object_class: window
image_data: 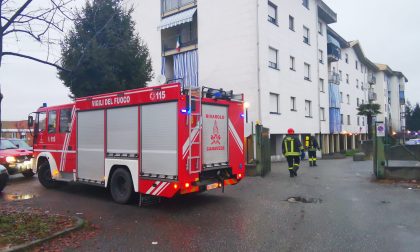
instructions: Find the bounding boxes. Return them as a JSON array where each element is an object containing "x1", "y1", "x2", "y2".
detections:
[
  {"x1": 304, "y1": 63, "x2": 311, "y2": 81},
  {"x1": 339, "y1": 70, "x2": 343, "y2": 80},
  {"x1": 289, "y1": 15, "x2": 295, "y2": 31},
  {"x1": 268, "y1": 1, "x2": 278, "y2": 25},
  {"x1": 345, "y1": 53, "x2": 349, "y2": 63},
  {"x1": 356, "y1": 79, "x2": 359, "y2": 88},
  {"x1": 290, "y1": 56, "x2": 295, "y2": 70},
  {"x1": 291, "y1": 97, "x2": 297, "y2": 111},
  {"x1": 318, "y1": 21, "x2": 323, "y2": 35},
  {"x1": 305, "y1": 100, "x2": 312, "y2": 117},
  {"x1": 48, "y1": 110, "x2": 57, "y2": 133},
  {"x1": 269, "y1": 47, "x2": 278, "y2": 69},
  {"x1": 347, "y1": 115, "x2": 351, "y2": 125},
  {"x1": 340, "y1": 92, "x2": 343, "y2": 103},
  {"x1": 346, "y1": 74, "x2": 349, "y2": 84},
  {"x1": 355, "y1": 60, "x2": 359, "y2": 70},
  {"x1": 59, "y1": 109, "x2": 72, "y2": 133},
  {"x1": 362, "y1": 117, "x2": 365, "y2": 126},
  {"x1": 319, "y1": 49, "x2": 324, "y2": 64},
  {"x1": 357, "y1": 98, "x2": 360, "y2": 106},
  {"x1": 319, "y1": 78, "x2": 325, "y2": 92},
  {"x1": 320, "y1": 107, "x2": 325, "y2": 121},
  {"x1": 270, "y1": 93, "x2": 280, "y2": 114},
  {"x1": 303, "y1": 26, "x2": 310, "y2": 44},
  {"x1": 37, "y1": 112, "x2": 47, "y2": 133},
  {"x1": 357, "y1": 116, "x2": 360, "y2": 126},
  {"x1": 361, "y1": 82, "x2": 364, "y2": 90},
  {"x1": 347, "y1": 94, "x2": 350, "y2": 104},
  {"x1": 362, "y1": 99, "x2": 364, "y2": 104},
  {"x1": 341, "y1": 114, "x2": 344, "y2": 125},
  {"x1": 302, "y1": 0, "x2": 309, "y2": 9}
]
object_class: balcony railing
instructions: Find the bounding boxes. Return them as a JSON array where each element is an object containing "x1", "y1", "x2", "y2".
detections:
[
  {"x1": 329, "y1": 72, "x2": 340, "y2": 84},
  {"x1": 368, "y1": 75, "x2": 376, "y2": 85},
  {"x1": 368, "y1": 91, "x2": 377, "y2": 101},
  {"x1": 162, "y1": 0, "x2": 196, "y2": 15},
  {"x1": 162, "y1": 34, "x2": 197, "y2": 53}
]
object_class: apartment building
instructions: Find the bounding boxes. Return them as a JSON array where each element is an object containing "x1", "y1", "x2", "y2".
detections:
[
  {"x1": 374, "y1": 64, "x2": 407, "y2": 132},
  {"x1": 131, "y1": 0, "x2": 407, "y2": 158}
]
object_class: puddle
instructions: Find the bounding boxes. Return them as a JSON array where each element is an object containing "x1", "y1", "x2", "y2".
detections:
[
  {"x1": 1, "y1": 194, "x2": 35, "y2": 202},
  {"x1": 287, "y1": 197, "x2": 322, "y2": 204}
]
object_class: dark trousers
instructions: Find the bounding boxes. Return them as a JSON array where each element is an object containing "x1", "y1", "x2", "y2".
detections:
[
  {"x1": 286, "y1": 156, "x2": 300, "y2": 170},
  {"x1": 308, "y1": 150, "x2": 317, "y2": 165}
]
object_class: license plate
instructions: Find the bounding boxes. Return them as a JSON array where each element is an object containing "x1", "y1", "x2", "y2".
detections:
[
  {"x1": 17, "y1": 161, "x2": 32, "y2": 170},
  {"x1": 206, "y1": 183, "x2": 219, "y2": 191}
]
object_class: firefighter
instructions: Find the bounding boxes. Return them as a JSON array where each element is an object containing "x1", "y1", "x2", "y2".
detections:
[
  {"x1": 305, "y1": 135, "x2": 320, "y2": 167},
  {"x1": 282, "y1": 128, "x2": 304, "y2": 177}
]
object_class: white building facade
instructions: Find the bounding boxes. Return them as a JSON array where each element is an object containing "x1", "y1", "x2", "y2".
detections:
[{"x1": 131, "y1": 0, "x2": 407, "y2": 158}]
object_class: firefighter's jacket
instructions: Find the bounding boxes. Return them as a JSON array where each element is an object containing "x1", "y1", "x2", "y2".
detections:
[
  {"x1": 282, "y1": 135, "x2": 303, "y2": 157},
  {"x1": 305, "y1": 136, "x2": 319, "y2": 151}
]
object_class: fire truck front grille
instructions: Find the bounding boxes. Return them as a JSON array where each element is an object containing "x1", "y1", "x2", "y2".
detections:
[{"x1": 16, "y1": 155, "x2": 32, "y2": 163}]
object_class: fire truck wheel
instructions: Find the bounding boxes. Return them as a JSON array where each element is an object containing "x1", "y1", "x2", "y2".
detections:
[
  {"x1": 22, "y1": 170, "x2": 35, "y2": 178},
  {"x1": 110, "y1": 168, "x2": 134, "y2": 204},
  {"x1": 38, "y1": 163, "x2": 60, "y2": 189}
]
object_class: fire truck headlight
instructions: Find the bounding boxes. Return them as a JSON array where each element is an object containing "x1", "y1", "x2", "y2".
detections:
[
  {"x1": 6, "y1": 156, "x2": 16, "y2": 163},
  {"x1": 184, "y1": 183, "x2": 190, "y2": 188}
]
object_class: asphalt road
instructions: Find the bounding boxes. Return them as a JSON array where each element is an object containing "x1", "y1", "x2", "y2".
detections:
[{"x1": 1, "y1": 158, "x2": 420, "y2": 252}]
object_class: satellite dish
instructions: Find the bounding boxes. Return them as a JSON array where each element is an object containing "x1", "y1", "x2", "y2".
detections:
[{"x1": 156, "y1": 74, "x2": 167, "y2": 85}]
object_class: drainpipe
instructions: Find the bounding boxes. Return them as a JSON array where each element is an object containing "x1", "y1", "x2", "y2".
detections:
[
  {"x1": 256, "y1": 0, "x2": 262, "y2": 124},
  {"x1": 315, "y1": 1, "x2": 322, "y2": 150}
]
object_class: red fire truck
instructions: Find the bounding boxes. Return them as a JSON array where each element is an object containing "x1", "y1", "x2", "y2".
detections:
[{"x1": 29, "y1": 83, "x2": 245, "y2": 204}]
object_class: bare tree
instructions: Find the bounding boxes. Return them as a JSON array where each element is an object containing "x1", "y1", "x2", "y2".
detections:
[{"x1": 0, "y1": 0, "x2": 77, "y2": 71}]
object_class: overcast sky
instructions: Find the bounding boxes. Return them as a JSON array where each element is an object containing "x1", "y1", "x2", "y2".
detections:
[
  {"x1": 323, "y1": 0, "x2": 420, "y2": 105},
  {"x1": 1, "y1": 0, "x2": 419, "y2": 121}
]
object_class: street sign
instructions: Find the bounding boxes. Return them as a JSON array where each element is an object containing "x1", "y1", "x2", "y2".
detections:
[{"x1": 376, "y1": 123, "x2": 385, "y2": 137}]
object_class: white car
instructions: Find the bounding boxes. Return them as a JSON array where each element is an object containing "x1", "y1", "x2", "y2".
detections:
[
  {"x1": 406, "y1": 139, "x2": 420, "y2": 145},
  {"x1": 0, "y1": 165, "x2": 8, "y2": 192}
]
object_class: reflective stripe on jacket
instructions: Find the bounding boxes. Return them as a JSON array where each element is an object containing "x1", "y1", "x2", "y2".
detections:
[
  {"x1": 282, "y1": 136, "x2": 302, "y2": 156},
  {"x1": 305, "y1": 136, "x2": 319, "y2": 151}
]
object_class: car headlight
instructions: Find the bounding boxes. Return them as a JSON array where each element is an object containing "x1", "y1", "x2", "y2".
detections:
[{"x1": 6, "y1": 156, "x2": 16, "y2": 163}]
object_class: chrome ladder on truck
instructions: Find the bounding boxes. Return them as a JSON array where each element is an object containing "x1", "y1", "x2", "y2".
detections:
[{"x1": 186, "y1": 85, "x2": 202, "y2": 174}]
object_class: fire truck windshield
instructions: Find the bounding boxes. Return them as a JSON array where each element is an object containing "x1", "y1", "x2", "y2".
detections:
[{"x1": 37, "y1": 112, "x2": 47, "y2": 133}]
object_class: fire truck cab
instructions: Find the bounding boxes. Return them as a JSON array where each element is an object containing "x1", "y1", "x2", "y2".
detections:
[{"x1": 29, "y1": 83, "x2": 245, "y2": 204}]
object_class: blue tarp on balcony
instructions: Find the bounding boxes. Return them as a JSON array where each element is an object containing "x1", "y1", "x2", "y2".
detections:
[
  {"x1": 329, "y1": 108, "x2": 342, "y2": 134},
  {"x1": 329, "y1": 83, "x2": 340, "y2": 108},
  {"x1": 327, "y1": 34, "x2": 341, "y2": 60}
]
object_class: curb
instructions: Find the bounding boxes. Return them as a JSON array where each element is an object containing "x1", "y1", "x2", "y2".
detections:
[{"x1": 2, "y1": 216, "x2": 85, "y2": 252}]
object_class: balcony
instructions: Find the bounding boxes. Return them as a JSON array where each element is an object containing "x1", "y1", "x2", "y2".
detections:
[
  {"x1": 368, "y1": 75, "x2": 376, "y2": 85},
  {"x1": 162, "y1": 33, "x2": 197, "y2": 56},
  {"x1": 327, "y1": 35, "x2": 341, "y2": 62},
  {"x1": 400, "y1": 91, "x2": 406, "y2": 105},
  {"x1": 368, "y1": 91, "x2": 377, "y2": 101},
  {"x1": 161, "y1": 0, "x2": 196, "y2": 17},
  {"x1": 329, "y1": 72, "x2": 340, "y2": 85}
]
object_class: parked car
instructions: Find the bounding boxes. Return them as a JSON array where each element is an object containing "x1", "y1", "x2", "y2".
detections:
[
  {"x1": 405, "y1": 139, "x2": 420, "y2": 145},
  {"x1": 0, "y1": 165, "x2": 8, "y2": 192},
  {"x1": 0, "y1": 139, "x2": 34, "y2": 177},
  {"x1": 8, "y1": 139, "x2": 33, "y2": 151}
]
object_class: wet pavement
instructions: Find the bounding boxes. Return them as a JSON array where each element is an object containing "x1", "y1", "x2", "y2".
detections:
[{"x1": 1, "y1": 158, "x2": 420, "y2": 251}]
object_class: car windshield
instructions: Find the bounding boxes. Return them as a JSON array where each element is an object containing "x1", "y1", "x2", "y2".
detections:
[
  {"x1": 9, "y1": 140, "x2": 31, "y2": 150},
  {"x1": 0, "y1": 140, "x2": 18, "y2": 150}
]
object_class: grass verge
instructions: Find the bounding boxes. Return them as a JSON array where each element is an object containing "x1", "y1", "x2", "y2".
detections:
[{"x1": 0, "y1": 210, "x2": 76, "y2": 250}]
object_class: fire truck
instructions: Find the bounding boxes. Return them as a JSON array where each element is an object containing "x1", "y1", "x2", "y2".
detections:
[{"x1": 28, "y1": 83, "x2": 245, "y2": 204}]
